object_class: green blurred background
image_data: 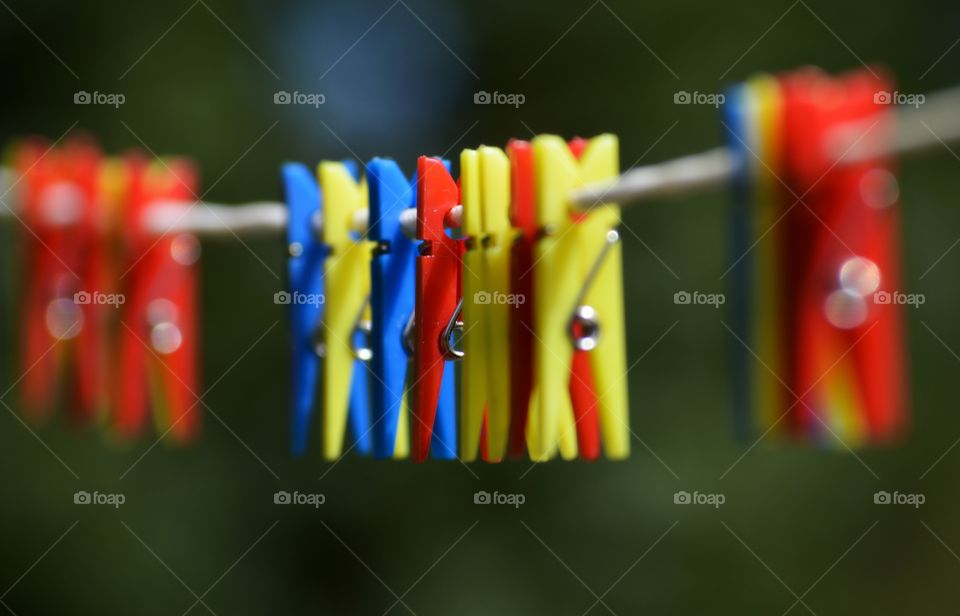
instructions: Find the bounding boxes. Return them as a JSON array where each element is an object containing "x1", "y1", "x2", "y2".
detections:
[{"x1": 1, "y1": 0, "x2": 959, "y2": 613}]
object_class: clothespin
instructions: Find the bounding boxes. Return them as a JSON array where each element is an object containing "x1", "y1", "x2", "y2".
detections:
[
  {"x1": 725, "y1": 76, "x2": 786, "y2": 441},
  {"x1": 115, "y1": 155, "x2": 201, "y2": 442},
  {"x1": 528, "y1": 134, "x2": 630, "y2": 461},
  {"x1": 17, "y1": 137, "x2": 108, "y2": 425},
  {"x1": 780, "y1": 68, "x2": 907, "y2": 444},
  {"x1": 317, "y1": 161, "x2": 373, "y2": 459},
  {"x1": 564, "y1": 136, "x2": 604, "y2": 461},
  {"x1": 506, "y1": 140, "x2": 536, "y2": 458},
  {"x1": 282, "y1": 162, "x2": 327, "y2": 455},
  {"x1": 412, "y1": 156, "x2": 461, "y2": 462},
  {"x1": 727, "y1": 68, "x2": 907, "y2": 445},
  {"x1": 459, "y1": 146, "x2": 512, "y2": 462},
  {"x1": 506, "y1": 138, "x2": 605, "y2": 460},
  {"x1": 366, "y1": 158, "x2": 415, "y2": 459}
]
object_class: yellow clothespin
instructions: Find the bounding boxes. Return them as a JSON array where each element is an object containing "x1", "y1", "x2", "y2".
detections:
[
  {"x1": 529, "y1": 134, "x2": 629, "y2": 461},
  {"x1": 747, "y1": 75, "x2": 787, "y2": 436},
  {"x1": 460, "y1": 146, "x2": 512, "y2": 462},
  {"x1": 319, "y1": 161, "x2": 374, "y2": 460}
]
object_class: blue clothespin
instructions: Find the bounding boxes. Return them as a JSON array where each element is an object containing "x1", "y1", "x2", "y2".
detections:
[
  {"x1": 723, "y1": 84, "x2": 752, "y2": 442},
  {"x1": 283, "y1": 161, "x2": 372, "y2": 457},
  {"x1": 282, "y1": 162, "x2": 327, "y2": 456},
  {"x1": 367, "y1": 158, "x2": 457, "y2": 459}
]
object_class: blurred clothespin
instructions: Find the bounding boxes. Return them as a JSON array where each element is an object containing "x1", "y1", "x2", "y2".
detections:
[
  {"x1": 17, "y1": 137, "x2": 109, "y2": 425},
  {"x1": 725, "y1": 75, "x2": 786, "y2": 440},
  {"x1": 459, "y1": 146, "x2": 512, "y2": 462},
  {"x1": 784, "y1": 69, "x2": 907, "y2": 444},
  {"x1": 115, "y1": 155, "x2": 201, "y2": 442},
  {"x1": 318, "y1": 161, "x2": 373, "y2": 459},
  {"x1": 412, "y1": 156, "x2": 461, "y2": 462},
  {"x1": 282, "y1": 162, "x2": 327, "y2": 455},
  {"x1": 366, "y1": 158, "x2": 415, "y2": 459},
  {"x1": 528, "y1": 134, "x2": 630, "y2": 461},
  {"x1": 727, "y1": 68, "x2": 908, "y2": 445}
]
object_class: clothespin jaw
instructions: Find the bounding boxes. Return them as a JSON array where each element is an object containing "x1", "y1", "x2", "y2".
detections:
[
  {"x1": 282, "y1": 162, "x2": 327, "y2": 455},
  {"x1": 116, "y1": 155, "x2": 201, "y2": 443},
  {"x1": 529, "y1": 134, "x2": 629, "y2": 461},
  {"x1": 318, "y1": 161, "x2": 373, "y2": 459},
  {"x1": 366, "y1": 158, "x2": 415, "y2": 459},
  {"x1": 460, "y1": 146, "x2": 512, "y2": 461},
  {"x1": 412, "y1": 156, "x2": 461, "y2": 462}
]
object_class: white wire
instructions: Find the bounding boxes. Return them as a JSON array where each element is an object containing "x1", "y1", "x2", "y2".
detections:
[{"x1": 2, "y1": 85, "x2": 959, "y2": 238}]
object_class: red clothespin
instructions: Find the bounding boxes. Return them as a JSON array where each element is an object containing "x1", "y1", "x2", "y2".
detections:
[
  {"x1": 115, "y1": 155, "x2": 202, "y2": 442},
  {"x1": 506, "y1": 140, "x2": 535, "y2": 458},
  {"x1": 778, "y1": 68, "x2": 907, "y2": 443},
  {"x1": 17, "y1": 137, "x2": 108, "y2": 425},
  {"x1": 64, "y1": 139, "x2": 113, "y2": 425},
  {"x1": 505, "y1": 139, "x2": 602, "y2": 459},
  {"x1": 412, "y1": 156, "x2": 462, "y2": 462},
  {"x1": 563, "y1": 137, "x2": 602, "y2": 461}
]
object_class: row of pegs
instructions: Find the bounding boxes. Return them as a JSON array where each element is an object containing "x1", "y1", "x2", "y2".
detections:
[
  {"x1": 725, "y1": 67, "x2": 908, "y2": 446},
  {"x1": 11, "y1": 139, "x2": 202, "y2": 442},
  {"x1": 283, "y1": 135, "x2": 631, "y2": 463},
  {"x1": 5, "y1": 68, "x2": 908, "y2": 458}
]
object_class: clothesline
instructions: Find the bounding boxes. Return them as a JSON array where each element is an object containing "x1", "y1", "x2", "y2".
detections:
[{"x1": 1, "y1": 85, "x2": 958, "y2": 239}]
